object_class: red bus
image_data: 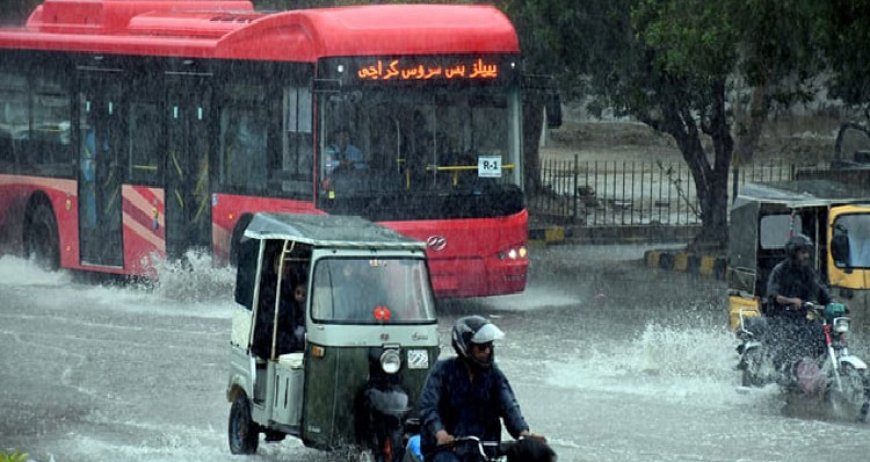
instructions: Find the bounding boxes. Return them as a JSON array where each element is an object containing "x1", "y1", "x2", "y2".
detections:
[{"x1": 0, "y1": 0, "x2": 551, "y2": 297}]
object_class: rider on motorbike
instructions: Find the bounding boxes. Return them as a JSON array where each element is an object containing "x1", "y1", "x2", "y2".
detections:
[
  {"x1": 418, "y1": 316, "x2": 547, "y2": 462},
  {"x1": 765, "y1": 234, "x2": 832, "y2": 379}
]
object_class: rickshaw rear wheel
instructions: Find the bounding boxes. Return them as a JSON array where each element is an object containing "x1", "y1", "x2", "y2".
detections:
[{"x1": 229, "y1": 395, "x2": 259, "y2": 454}]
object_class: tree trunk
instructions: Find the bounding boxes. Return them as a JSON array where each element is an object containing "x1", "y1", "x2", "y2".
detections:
[
  {"x1": 697, "y1": 80, "x2": 733, "y2": 249},
  {"x1": 654, "y1": 79, "x2": 733, "y2": 251},
  {"x1": 522, "y1": 97, "x2": 545, "y2": 194},
  {"x1": 733, "y1": 83, "x2": 769, "y2": 167}
]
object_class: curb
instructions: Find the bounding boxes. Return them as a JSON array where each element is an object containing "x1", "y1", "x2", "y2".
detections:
[
  {"x1": 643, "y1": 249, "x2": 726, "y2": 280},
  {"x1": 528, "y1": 226, "x2": 566, "y2": 246}
]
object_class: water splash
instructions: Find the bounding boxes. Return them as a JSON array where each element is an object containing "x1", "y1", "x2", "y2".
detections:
[
  {"x1": 543, "y1": 321, "x2": 786, "y2": 409},
  {"x1": 0, "y1": 255, "x2": 72, "y2": 287},
  {"x1": 147, "y1": 249, "x2": 235, "y2": 303},
  {"x1": 615, "y1": 322, "x2": 738, "y2": 380}
]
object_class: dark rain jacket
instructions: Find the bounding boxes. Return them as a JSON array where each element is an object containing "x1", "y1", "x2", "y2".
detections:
[
  {"x1": 766, "y1": 259, "x2": 832, "y2": 318},
  {"x1": 419, "y1": 357, "x2": 529, "y2": 456}
]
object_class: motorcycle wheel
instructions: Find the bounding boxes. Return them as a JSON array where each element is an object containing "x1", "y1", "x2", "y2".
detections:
[{"x1": 830, "y1": 364, "x2": 870, "y2": 422}]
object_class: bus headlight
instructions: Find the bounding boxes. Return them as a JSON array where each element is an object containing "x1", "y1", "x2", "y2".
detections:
[
  {"x1": 498, "y1": 245, "x2": 528, "y2": 260},
  {"x1": 380, "y1": 349, "x2": 401, "y2": 374}
]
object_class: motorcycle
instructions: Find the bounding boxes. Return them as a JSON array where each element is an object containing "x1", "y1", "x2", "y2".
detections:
[{"x1": 736, "y1": 302, "x2": 870, "y2": 422}]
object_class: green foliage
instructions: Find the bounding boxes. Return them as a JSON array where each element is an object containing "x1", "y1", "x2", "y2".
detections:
[
  {"x1": 819, "y1": 0, "x2": 870, "y2": 109},
  {"x1": 0, "y1": 450, "x2": 29, "y2": 462}
]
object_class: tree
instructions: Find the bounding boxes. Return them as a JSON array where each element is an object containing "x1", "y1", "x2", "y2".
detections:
[
  {"x1": 820, "y1": 0, "x2": 870, "y2": 119},
  {"x1": 510, "y1": 0, "x2": 822, "y2": 247}
]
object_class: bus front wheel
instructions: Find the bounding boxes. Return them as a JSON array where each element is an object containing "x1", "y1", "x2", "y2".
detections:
[{"x1": 24, "y1": 203, "x2": 60, "y2": 271}]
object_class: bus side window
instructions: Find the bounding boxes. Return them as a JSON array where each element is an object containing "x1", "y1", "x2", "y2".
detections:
[
  {"x1": 220, "y1": 106, "x2": 268, "y2": 191},
  {"x1": 31, "y1": 75, "x2": 72, "y2": 175},
  {"x1": 219, "y1": 84, "x2": 269, "y2": 193},
  {"x1": 279, "y1": 86, "x2": 313, "y2": 198},
  {"x1": 0, "y1": 72, "x2": 27, "y2": 169}
]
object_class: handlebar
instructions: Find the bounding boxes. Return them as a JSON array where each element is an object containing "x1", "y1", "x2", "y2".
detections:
[
  {"x1": 437, "y1": 436, "x2": 513, "y2": 460},
  {"x1": 792, "y1": 301, "x2": 850, "y2": 317}
]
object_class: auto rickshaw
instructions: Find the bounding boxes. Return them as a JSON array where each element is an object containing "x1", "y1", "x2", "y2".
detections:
[
  {"x1": 727, "y1": 179, "x2": 870, "y2": 333},
  {"x1": 226, "y1": 213, "x2": 440, "y2": 461}
]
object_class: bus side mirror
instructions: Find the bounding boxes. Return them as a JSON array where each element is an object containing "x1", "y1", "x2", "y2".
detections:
[
  {"x1": 545, "y1": 92, "x2": 562, "y2": 129},
  {"x1": 831, "y1": 233, "x2": 851, "y2": 271},
  {"x1": 523, "y1": 74, "x2": 562, "y2": 128}
]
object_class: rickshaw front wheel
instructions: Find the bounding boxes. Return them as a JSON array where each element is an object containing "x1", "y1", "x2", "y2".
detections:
[{"x1": 229, "y1": 395, "x2": 259, "y2": 454}]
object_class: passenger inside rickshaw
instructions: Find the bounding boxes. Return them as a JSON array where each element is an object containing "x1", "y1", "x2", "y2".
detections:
[{"x1": 252, "y1": 245, "x2": 309, "y2": 359}]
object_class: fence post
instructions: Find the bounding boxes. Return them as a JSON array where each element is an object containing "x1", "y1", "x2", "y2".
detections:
[{"x1": 572, "y1": 154, "x2": 578, "y2": 223}]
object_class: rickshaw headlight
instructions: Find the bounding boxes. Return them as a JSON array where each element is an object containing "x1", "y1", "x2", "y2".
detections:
[
  {"x1": 833, "y1": 317, "x2": 850, "y2": 333},
  {"x1": 380, "y1": 349, "x2": 401, "y2": 374}
]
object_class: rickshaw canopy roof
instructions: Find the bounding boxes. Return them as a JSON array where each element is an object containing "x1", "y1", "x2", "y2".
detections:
[
  {"x1": 735, "y1": 180, "x2": 870, "y2": 209},
  {"x1": 242, "y1": 213, "x2": 426, "y2": 251},
  {"x1": 729, "y1": 179, "x2": 870, "y2": 275}
]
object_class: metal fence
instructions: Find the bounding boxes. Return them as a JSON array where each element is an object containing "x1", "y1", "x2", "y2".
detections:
[{"x1": 530, "y1": 156, "x2": 800, "y2": 226}]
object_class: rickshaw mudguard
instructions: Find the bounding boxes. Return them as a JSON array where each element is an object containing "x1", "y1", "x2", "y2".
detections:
[
  {"x1": 227, "y1": 345, "x2": 255, "y2": 402},
  {"x1": 729, "y1": 295, "x2": 761, "y2": 332},
  {"x1": 226, "y1": 373, "x2": 252, "y2": 402}
]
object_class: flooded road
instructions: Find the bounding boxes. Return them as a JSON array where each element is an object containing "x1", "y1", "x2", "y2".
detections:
[{"x1": 1, "y1": 245, "x2": 868, "y2": 461}]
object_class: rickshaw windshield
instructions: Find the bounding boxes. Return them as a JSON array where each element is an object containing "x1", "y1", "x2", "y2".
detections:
[
  {"x1": 311, "y1": 257, "x2": 437, "y2": 324},
  {"x1": 833, "y1": 214, "x2": 870, "y2": 268}
]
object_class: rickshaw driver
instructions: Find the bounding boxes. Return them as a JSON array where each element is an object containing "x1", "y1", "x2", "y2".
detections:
[
  {"x1": 766, "y1": 234, "x2": 832, "y2": 376},
  {"x1": 419, "y1": 316, "x2": 547, "y2": 462}
]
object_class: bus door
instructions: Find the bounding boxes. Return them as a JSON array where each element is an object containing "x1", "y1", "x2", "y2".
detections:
[
  {"x1": 165, "y1": 78, "x2": 213, "y2": 258},
  {"x1": 78, "y1": 76, "x2": 125, "y2": 267}
]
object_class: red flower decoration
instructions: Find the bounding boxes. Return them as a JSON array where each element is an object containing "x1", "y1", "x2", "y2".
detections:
[{"x1": 373, "y1": 305, "x2": 392, "y2": 321}]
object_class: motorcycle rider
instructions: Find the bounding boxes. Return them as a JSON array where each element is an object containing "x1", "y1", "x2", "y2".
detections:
[
  {"x1": 765, "y1": 233, "x2": 831, "y2": 380},
  {"x1": 418, "y1": 315, "x2": 549, "y2": 462}
]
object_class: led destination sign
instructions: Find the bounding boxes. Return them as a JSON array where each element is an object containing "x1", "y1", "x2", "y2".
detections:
[{"x1": 357, "y1": 58, "x2": 499, "y2": 81}]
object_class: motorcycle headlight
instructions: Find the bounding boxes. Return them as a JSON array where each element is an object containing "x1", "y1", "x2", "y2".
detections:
[
  {"x1": 380, "y1": 349, "x2": 401, "y2": 374},
  {"x1": 833, "y1": 317, "x2": 850, "y2": 334}
]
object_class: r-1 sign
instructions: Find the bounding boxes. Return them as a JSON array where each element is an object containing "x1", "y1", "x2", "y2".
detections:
[{"x1": 478, "y1": 156, "x2": 502, "y2": 178}]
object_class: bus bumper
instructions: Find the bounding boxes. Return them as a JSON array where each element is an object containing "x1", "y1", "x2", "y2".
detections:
[{"x1": 428, "y1": 256, "x2": 527, "y2": 298}]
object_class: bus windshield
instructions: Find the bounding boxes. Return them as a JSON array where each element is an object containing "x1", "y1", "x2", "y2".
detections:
[
  {"x1": 317, "y1": 86, "x2": 522, "y2": 220},
  {"x1": 310, "y1": 257, "x2": 437, "y2": 324}
]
